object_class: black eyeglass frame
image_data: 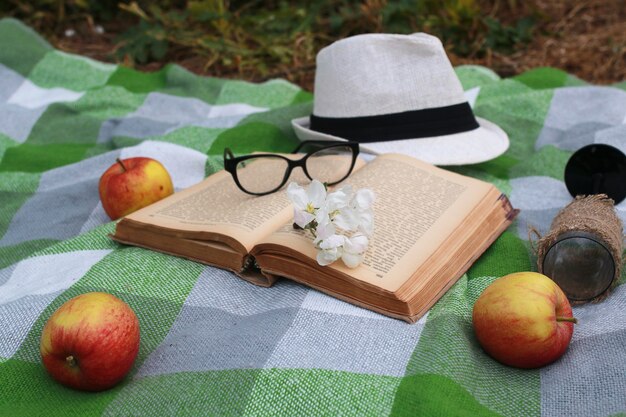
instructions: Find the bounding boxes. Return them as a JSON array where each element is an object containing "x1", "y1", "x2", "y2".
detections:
[{"x1": 223, "y1": 140, "x2": 360, "y2": 196}]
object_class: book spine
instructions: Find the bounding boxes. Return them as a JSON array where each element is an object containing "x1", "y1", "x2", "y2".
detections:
[{"x1": 498, "y1": 193, "x2": 520, "y2": 221}]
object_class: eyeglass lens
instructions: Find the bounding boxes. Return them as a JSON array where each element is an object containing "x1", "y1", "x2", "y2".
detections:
[
  {"x1": 305, "y1": 145, "x2": 355, "y2": 185},
  {"x1": 232, "y1": 143, "x2": 356, "y2": 195},
  {"x1": 235, "y1": 156, "x2": 289, "y2": 194}
]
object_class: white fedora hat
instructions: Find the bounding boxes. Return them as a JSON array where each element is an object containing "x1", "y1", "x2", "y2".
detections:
[{"x1": 291, "y1": 33, "x2": 509, "y2": 165}]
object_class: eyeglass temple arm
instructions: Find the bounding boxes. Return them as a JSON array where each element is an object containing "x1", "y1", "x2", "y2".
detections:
[
  {"x1": 292, "y1": 140, "x2": 358, "y2": 154},
  {"x1": 223, "y1": 147, "x2": 235, "y2": 160},
  {"x1": 292, "y1": 140, "x2": 331, "y2": 154},
  {"x1": 292, "y1": 141, "x2": 307, "y2": 154}
]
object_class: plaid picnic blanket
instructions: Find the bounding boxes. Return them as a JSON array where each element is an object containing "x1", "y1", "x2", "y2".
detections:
[{"x1": 1, "y1": 17, "x2": 625, "y2": 416}]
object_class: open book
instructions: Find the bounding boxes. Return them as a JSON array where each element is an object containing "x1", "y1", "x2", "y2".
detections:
[{"x1": 111, "y1": 153, "x2": 517, "y2": 323}]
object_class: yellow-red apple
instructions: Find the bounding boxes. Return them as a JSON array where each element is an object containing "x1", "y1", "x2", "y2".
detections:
[
  {"x1": 99, "y1": 157, "x2": 173, "y2": 220},
  {"x1": 472, "y1": 272, "x2": 577, "y2": 369},
  {"x1": 40, "y1": 292, "x2": 140, "y2": 391}
]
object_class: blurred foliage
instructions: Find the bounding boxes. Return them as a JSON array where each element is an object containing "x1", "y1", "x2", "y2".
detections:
[{"x1": 1, "y1": 0, "x2": 539, "y2": 79}]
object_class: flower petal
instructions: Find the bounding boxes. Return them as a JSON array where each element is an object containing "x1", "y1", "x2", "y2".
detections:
[
  {"x1": 339, "y1": 185, "x2": 354, "y2": 197},
  {"x1": 341, "y1": 251, "x2": 363, "y2": 268},
  {"x1": 314, "y1": 221, "x2": 337, "y2": 244},
  {"x1": 355, "y1": 189, "x2": 375, "y2": 210},
  {"x1": 318, "y1": 234, "x2": 344, "y2": 249},
  {"x1": 316, "y1": 246, "x2": 342, "y2": 266},
  {"x1": 344, "y1": 233, "x2": 369, "y2": 253},
  {"x1": 293, "y1": 210, "x2": 315, "y2": 228},
  {"x1": 287, "y1": 182, "x2": 309, "y2": 209},
  {"x1": 334, "y1": 208, "x2": 360, "y2": 231},
  {"x1": 357, "y1": 212, "x2": 374, "y2": 236},
  {"x1": 315, "y1": 207, "x2": 331, "y2": 226},
  {"x1": 325, "y1": 189, "x2": 350, "y2": 212},
  {"x1": 307, "y1": 180, "x2": 327, "y2": 208}
]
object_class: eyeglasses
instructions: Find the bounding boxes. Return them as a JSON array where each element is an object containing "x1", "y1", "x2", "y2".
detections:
[{"x1": 223, "y1": 140, "x2": 360, "y2": 196}]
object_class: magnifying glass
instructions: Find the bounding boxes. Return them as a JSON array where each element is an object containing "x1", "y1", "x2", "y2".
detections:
[{"x1": 540, "y1": 144, "x2": 626, "y2": 302}]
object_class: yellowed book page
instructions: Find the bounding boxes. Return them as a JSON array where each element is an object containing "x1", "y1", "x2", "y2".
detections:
[
  {"x1": 124, "y1": 155, "x2": 366, "y2": 252},
  {"x1": 260, "y1": 153, "x2": 494, "y2": 292},
  {"x1": 124, "y1": 171, "x2": 294, "y2": 252}
]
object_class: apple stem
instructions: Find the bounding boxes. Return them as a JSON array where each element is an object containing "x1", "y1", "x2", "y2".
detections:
[
  {"x1": 66, "y1": 355, "x2": 78, "y2": 368},
  {"x1": 556, "y1": 316, "x2": 578, "y2": 324},
  {"x1": 116, "y1": 158, "x2": 127, "y2": 172}
]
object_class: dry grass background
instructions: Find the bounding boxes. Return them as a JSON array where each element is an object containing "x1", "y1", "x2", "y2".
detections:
[
  {"x1": 455, "y1": 0, "x2": 626, "y2": 84},
  {"x1": 5, "y1": 0, "x2": 625, "y2": 90}
]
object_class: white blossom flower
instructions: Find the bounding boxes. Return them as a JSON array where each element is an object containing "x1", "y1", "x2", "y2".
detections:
[
  {"x1": 356, "y1": 208, "x2": 374, "y2": 236},
  {"x1": 332, "y1": 207, "x2": 360, "y2": 232},
  {"x1": 355, "y1": 188, "x2": 375, "y2": 210},
  {"x1": 316, "y1": 234, "x2": 345, "y2": 266},
  {"x1": 334, "y1": 188, "x2": 375, "y2": 235},
  {"x1": 312, "y1": 215, "x2": 336, "y2": 246},
  {"x1": 286, "y1": 180, "x2": 375, "y2": 269},
  {"x1": 341, "y1": 233, "x2": 369, "y2": 268},
  {"x1": 314, "y1": 185, "x2": 350, "y2": 225},
  {"x1": 326, "y1": 185, "x2": 352, "y2": 213},
  {"x1": 287, "y1": 180, "x2": 326, "y2": 228}
]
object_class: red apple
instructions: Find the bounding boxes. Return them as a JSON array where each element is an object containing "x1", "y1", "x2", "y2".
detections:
[
  {"x1": 99, "y1": 157, "x2": 174, "y2": 220},
  {"x1": 40, "y1": 292, "x2": 140, "y2": 391},
  {"x1": 472, "y1": 272, "x2": 577, "y2": 368}
]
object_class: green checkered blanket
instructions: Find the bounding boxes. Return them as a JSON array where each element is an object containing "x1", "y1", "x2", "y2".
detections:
[{"x1": 1, "y1": 17, "x2": 625, "y2": 416}]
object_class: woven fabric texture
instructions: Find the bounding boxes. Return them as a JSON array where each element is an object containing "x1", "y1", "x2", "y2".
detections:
[{"x1": 0, "y1": 18, "x2": 626, "y2": 417}]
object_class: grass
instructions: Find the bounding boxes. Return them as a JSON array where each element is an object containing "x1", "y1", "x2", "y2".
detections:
[{"x1": 1, "y1": 0, "x2": 624, "y2": 89}]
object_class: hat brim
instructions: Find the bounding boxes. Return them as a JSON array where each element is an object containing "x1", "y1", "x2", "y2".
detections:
[{"x1": 291, "y1": 116, "x2": 509, "y2": 166}]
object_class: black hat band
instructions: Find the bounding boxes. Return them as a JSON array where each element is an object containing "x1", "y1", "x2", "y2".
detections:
[{"x1": 309, "y1": 102, "x2": 479, "y2": 143}]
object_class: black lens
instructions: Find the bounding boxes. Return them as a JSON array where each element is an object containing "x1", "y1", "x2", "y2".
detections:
[{"x1": 564, "y1": 144, "x2": 626, "y2": 204}]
